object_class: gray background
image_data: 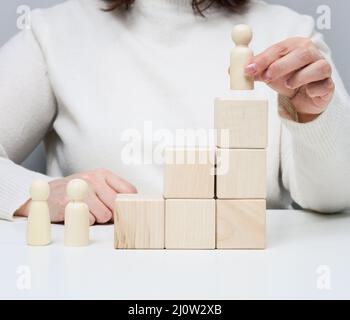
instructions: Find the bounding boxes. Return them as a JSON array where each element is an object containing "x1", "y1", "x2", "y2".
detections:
[{"x1": 1, "y1": 0, "x2": 349, "y2": 174}]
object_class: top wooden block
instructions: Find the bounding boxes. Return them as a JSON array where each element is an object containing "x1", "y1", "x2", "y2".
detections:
[
  {"x1": 215, "y1": 98, "x2": 268, "y2": 148},
  {"x1": 163, "y1": 148, "x2": 215, "y2": 199}
]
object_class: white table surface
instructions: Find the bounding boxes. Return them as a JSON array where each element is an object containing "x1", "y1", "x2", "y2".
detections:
[{"x1": 1, "y1": 210, "x2": 349, "y2": 300}]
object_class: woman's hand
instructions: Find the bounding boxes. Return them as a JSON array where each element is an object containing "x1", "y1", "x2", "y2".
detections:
[
  {"x1": 16, "y1": 169, "x2": 137, "y2": 225},
  {"x1": 245, "y1": 37, "x2": 335, "y2": 123}
]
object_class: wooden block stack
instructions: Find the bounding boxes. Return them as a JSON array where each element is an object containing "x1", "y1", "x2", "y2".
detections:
[
  {"x1": 215, "y1": 99, "x2": 268, "y2": 249},
  {"x1": 215, "y1": 24, "x2": 268, "y2": 250},
  {"x1": 114, "y1": 148, "x2": 216, "y2": 250},
  {"x1": 164, "y1": 148, "x2": 216, "y2": 249},
  {"x1": 114, "y1": 24, "x2": 268, "y2": 250}
]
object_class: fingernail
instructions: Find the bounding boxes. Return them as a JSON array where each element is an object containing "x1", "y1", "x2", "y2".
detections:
[
  {"x1": 263, "y1": 71, "x2": 272, "y2": 82},
  {"x1": 245, "y1": 63, "x2": 257, "y2": 75}
]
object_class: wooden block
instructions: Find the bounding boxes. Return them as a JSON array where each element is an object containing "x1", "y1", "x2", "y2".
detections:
[
  {"x1": 214, "y1": 98, "x2": 268, "y2": 148},
  {"x1": 216, "y1": 199, "x2": 266, "y2": 249},
  {"x1": 216, "y1": 148, "x2": 266, "y2": 199},
  {"x1": 164, "y1": 148, "x2": 215, "y2": 199},
  {"x1": 114, "y1": 194, "x2": 164, "y2": 249},
  {"x1": 165, "y1": 199, "x2": 215, "y2": 249}
]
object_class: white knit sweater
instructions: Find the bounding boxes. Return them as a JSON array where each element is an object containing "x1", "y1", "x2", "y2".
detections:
[{"x1": 0, "y1": 0, "x2": 350, "y2": 220}]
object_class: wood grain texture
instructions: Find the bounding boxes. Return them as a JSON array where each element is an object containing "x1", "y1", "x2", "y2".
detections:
[
  {"x1": 214, "y1": 98, "x2": 268, "y2": 148},
  {"x1": 114, "y1": 194, "x2": 165, "y2": 249},
  {"x1": 165, "y1": 199, "x2": 216, "y2": 249},
  {"x1": 164, "y1": 148, "x2": 215, "y2": 199},
  {"x1": 216, "y1": 148, "x2": 266, "y2": 199},
  {"x1": 216, "y1": 199, "x2": 266, "y2": 249}
]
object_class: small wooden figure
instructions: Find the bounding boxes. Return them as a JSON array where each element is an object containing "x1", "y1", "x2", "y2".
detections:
[
  {"x1": 230, "y1": 24, "x2": 254, "y2": 90},
  {"x1": 64, "y1": 179, "x2": 90, "y2": 247},
  {"x1": 27, "y1": 180, "x2": 51, "y2": 246}
]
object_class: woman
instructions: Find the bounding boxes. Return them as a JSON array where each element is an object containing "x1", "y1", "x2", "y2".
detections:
[{"x1": 0, "y1": 0, "x2": 349, "y2": 224}]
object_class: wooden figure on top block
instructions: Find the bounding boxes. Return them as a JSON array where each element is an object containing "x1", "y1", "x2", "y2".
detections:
[
  {"x1": 64, "y1": 179, "x2": 90, "y2": 247},
  {"x1": 27, "y1": 180, "x2": 51, "y2": 246},
  {"x1": 215, "y1": 24, "x2": 268, "y2": 149},
  {"x1": 230, "y1": 24, "x2": 254, "y2": 91}
]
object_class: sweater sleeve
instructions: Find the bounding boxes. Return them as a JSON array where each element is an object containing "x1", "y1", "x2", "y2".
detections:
[
  {"x1": 279, "y1": 30, "x2": 350, "y2": 213},
  {"x1": 0, "y1": 29, "x2": 57, "y2": 220}
]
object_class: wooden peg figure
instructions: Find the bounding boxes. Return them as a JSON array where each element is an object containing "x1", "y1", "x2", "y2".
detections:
[
  {"x1": 230, "y1": 24, "x2": 254, "y2": 90},
  {"x1": 64, "y1": 179, "x2": 90, "y2": 247},
  {"x1": 27, "y1": 180, "x2": 51, "y2": 246}
]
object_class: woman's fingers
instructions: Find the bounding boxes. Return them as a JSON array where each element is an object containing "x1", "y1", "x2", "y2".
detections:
[
  {"x1": 106, "y1": 171, "x2": 137, "y2": 194},
  {"x1": 43, "y1": 170, "x2": 137, "y2": 225},
  {"x1": 245, "y1": 37, "x2": 306, "y2": 76},
  {"x1": 312, "y1": 92, "x2": 334, "y2": 108},
  {"x1": 241, "y1": 36, "x2": 335, "y2": 120},
  {"x1": 260, "y1": 47, "x2": 322, "y2": 83},
  {"x1": 286, "y1": 59, "x2": 332, "y2": 89},
  {"x1": 306, "y1": 78, "x2": 335, "y2": 98},
  {"x1": 95, "y1": 181, "x2": 118, "y2": 212},
  {"x1": 79, "y1": 169, "x2": 137, "y2": 224},
  {"x1": 292, "y1": 87, "x2": 329, "y2": 115},
  {"x1": 95, "y1": 171, "x2": 137, "y2": 223},
  {"x1": 89, "y1": 213, "x2": 96, "y2": 226},
  {"x1": 86, "y1": 193, "x2": 113, "y2": 224}
]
